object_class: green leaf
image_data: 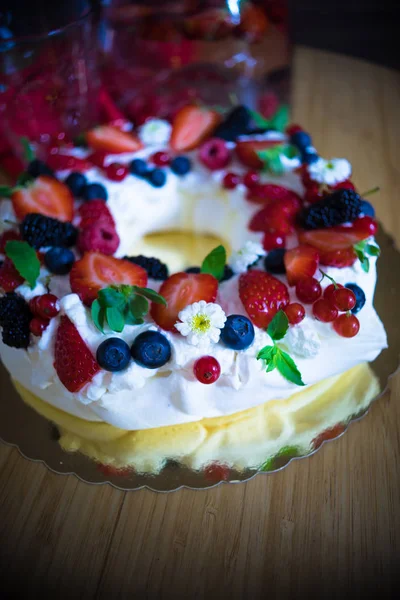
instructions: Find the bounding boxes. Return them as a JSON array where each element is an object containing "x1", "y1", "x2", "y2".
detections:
[
  {"x1": 91, "y1": 300, "x2": 105, "y2": 333},
  {"x1": 257, "y1": 145, "x2": 285, "y2": 163},
  {"x1": 282, "y1": 144, "x2": 300, "y2": 159},
  {"x1": 106, "y1": 307, "x2": 125, "y2": 332},
  {"x1": 248, "y1": 109, "x2": 272, "y2": 129},
  {"x1": 16, "y1": 172, "x2": 34, "y2": 187},
  {"x1": 365, "y1": 244, "x2": 380, "y2": 257},
  {"x1": 5, "y1": 240, "x2": 40, "y2": 289},
  {"x1": 200, "y1": 245, "x2": 226, "y2": 281},
  {"x1": 133, "y1": 286, "x2": 167, "y2": 306},
  {"x1": 360, "y1": 256, "x2": 370, "y2": 273},
  {"x1": 0, "y1": 185, "x2": 13, "y2": 198},
  {"x1": 20, "y1": 137, "x2": 35, "y2": 163},
  {"x1": 129, "y1": 294, "x2": 149, "y2": 318},
  {"x1": 124, "y1": 307, "x2": 144, "y2": 326},
  {"x1": 257, "y1": 345, "x2": 276, "y2": 361},
  {"x1": 275, "y1": 350, "x2": 305, "y2": 386},
  {"x1": 270, "y1": 104, "x2": 289, "y2": 132},
  {"x1": 98, "y1": 287, "x2": 126, "y2": 308},
  {"x1": 268, "y1": 154, "x2": 284, "y2": 175},
  {"x1": 267, "y1": 310, "x2": 289, "y2": 342}
]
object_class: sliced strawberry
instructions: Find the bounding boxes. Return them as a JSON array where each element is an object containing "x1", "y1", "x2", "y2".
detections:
[
  {"x1": 169, "y1": 105, "x2": 221, "y2": 152},
  {"x1": 0, "y1": 230, "x2": 21, "y2": 253},
  {"x1": 284, "y1": 245, "x2": 319, "y2": 286},
  {"x1": 86, "y1": 125, "x2": 142, "y2": 154},
  {"x1": 235, "y1": 139, "x2": 282, "y2": 169},
  {"x1": 151, "y1": 272, "x2": 218, "y2": 331},
  {"x1": 54, "y1": 316, "x2": 101, "y2": 393},
  {"x1": 11, "y1": 176, "x2": 73, "y2": 222},
  {"x1": 249, "y1": 202, "x2": 294, "y2": 235},
  {"x1": 319, "y1": 247, "x2": 357, "y2": 268},
  {"x1": 239, "y1": 269, "x2": 289, "y2": 328},
  {"x1": 298, "y1": 227, "x2": 364, "y2": 252},
  {"x1": 78, "y1": 200, "x2": 115, "y2": 229},
  {"x1": 0, "y1": 258, "x2": 24, "y2": 292},
  {"x1": 70, "y1": 252, "x2": 147, "y2": 306}
]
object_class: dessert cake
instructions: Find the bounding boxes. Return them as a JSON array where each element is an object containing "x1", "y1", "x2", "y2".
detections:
[{"x1": 0, "y1": 104, "x2": 387, "y2": 474}]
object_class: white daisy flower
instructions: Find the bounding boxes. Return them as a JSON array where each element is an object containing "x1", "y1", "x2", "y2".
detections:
[
  {"x1": 230, "y1": 241, "x2": 266, "y2": 274},
  {"x1": 175, "y1": 301, "x2": 227, "y2": 347},
  {"x1": 139, "y1": 119, "x2": 172, "y2": 146},
  {"x1": 308, "y1": 157, "x2": 352, "y2": 186}
]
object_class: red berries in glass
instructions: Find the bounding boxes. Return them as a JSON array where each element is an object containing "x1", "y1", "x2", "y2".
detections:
[
  {"x1": 194, "y1": 356, "x2": 221, "y2": 384},
  {"x1": 284, "y1": 303, "x2": 306, "y2": 325},
  {"x1": 223, "y1": 172, "x2": 240, "y2": 190},
  {"x1": 262, "y1": 231, "x2": 286, "y2": 251},
  {"x1": 295, "y1": 277, "x2": 322, "y2": 304},
  {"x1": 333, "y1": 314, "x2": 360, "y2": 338},
  {"x1": 312, "y1": 299, "x2": 338, "y2": 322},
  {"x1": 151, "y1": 151, "x2": 171, "y2": 167},
  {"x1": 243, "y1": 170, "x2": 260, "y2": 189},
  {"x1": 29, "y1": 294, "x2": 59, "y2": 319},
  {"x1": 331, "y1": 287, "x2": 356, "y2": 311},
  {"x1": 29, "y1": 317, "x2": 50, "y2": 337},
  {"x1": 105, "y1": 163, "x2": 129, "y2": 182}
]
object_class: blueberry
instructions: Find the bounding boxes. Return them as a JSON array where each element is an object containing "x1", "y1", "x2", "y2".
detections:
[
  {"x1": 185, "y1": 266, "x2": 201, "y2": 274},
  {"x1": 147, "y1": 168, "x2": 166, "y2": 188},
  {"x1": 27, "y1": 159, "x2": 54, "y2": 178},
  {"x1": 130, "y1": 158, "x2": 148, "y2": 178},
  {"x1": 131, "y1": 330, "x2": 171, "y2": 369},
  {"x1": 290, "y1": 131, "x2": 312, "y2": 149},
  {"x1": 44, "y1": 247, "x2": 75, "y2": 275},
  {"x1": 344, "y1": 283, "x2": 366, "y2": 314},
  {"x1": 301, "y1": 150, "x2": 319, "y2": 165},
  {"x1": 264, "y1": 249, "x2": 286, "y2": 274},
  {"x1": 170, "y1": 156, "x2": 191, "y2": 176},
  {"x1": 96, "y1": 338, "x2": 131, "y2": 372},
  {"x1": 65, "y1": 172, "x2": 87, "y2": 197},
  {"x1": 220, "y1": 315, "x2": 255, "y2": 350},
  {"x1": 83, "y1": 182, "x2": 108, "y2": 202},
  {"x1": 220, "y1": 264, "x2": 234, "y2": 282},
  {"x1": 359, "y1": 200, "x2": 375, "y2": 218}
]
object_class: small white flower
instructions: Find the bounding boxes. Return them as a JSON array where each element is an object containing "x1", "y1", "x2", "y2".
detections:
[
  {"x1": 175, "y1": 301, "x2": 226, "y2": 347},
  {"x1": 308, "y1": 157, "x2": 352, "y2": 186},
  {"x1": 230, "y1": 241, "x2": 266, "y2": 274},
  {"x1": 139, "y1": 119, "x2": 172, "y2": 146},
  {"x1": 285, "y1": 321, "x2": 321, "y2": 358}
]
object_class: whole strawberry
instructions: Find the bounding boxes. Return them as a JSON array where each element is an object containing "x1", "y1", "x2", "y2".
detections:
[{"x1": 239, "y1": 270, "x2": 289, "y2": 328}]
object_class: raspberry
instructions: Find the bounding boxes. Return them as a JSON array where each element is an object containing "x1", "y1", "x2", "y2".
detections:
[
  {"x1": 124, "y1": 255, "x2": 169, "y2": 281},
  {"x1": 199, "y1": 138, "x2": 231, "y2": 170},
  {"x1": 299, "y1": 189, "x2": 362, "y2": 229},
  {"x1": 20, "y1": 214, "x2": 78, "y2": 249},
  {"x1": 0, "y1": 259, "x2": 24, "y2": 292},
  {"x1": 78, "y1": 220, "x2": 120, "y2": 255},
  {"x1": 78, "y1": 200, "x2": 114, "y2": 229}
]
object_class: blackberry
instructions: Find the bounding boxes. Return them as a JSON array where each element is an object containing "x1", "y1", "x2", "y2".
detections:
[
  {"x1": 124, "y1": 255, "x2": 169, "y2": 281},
  {"x1": 264, "y1": 249, "x2": 286, "y2": 274},
  {"x1": 20, "y1": 214, "x2": 78, "y2": 249},
  {"x1": 213, "y1": 106, "x2": 251, "y2": 141},
  {"x1": 2, "y1": 318, "x2": 31, "y2": 348},
  {"x1": 299, "y1": 189, "x2": 362, "y2": 230},
  {"x1": 185, "y1": 266, "x2": 201, "y2": 274},
  {"x1": 27, "y1": 159, "x2": 54, "y2": 178},
  {"x1": 0, "y1": 292, "x2": 32, "y2": 326}
]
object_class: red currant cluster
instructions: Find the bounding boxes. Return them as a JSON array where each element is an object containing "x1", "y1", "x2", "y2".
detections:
[{"x1": 29, "y1": 294, "x2": 60, "y2": 337}]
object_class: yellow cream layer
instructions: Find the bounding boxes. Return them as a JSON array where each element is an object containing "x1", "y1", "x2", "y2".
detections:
[{"x1": 13, "y1": 363, "x2": 380, "y2": 474}]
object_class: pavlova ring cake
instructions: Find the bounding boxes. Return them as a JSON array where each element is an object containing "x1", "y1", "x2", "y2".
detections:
[{"x1": 0, "y1": 104, "x2": 387, "y2": 474}]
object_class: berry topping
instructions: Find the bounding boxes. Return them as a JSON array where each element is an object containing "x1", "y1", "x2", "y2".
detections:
[
  {"x1": 130, "y1": 158, "x2": 149, "y2": 178},
  {"x1": 0, "y1": 230, "x2": 21, "y2": 253},
  {"x1": 105, "y1": 163, "x2": 129, "y2": 182},
  {"x1": 29, "y1": 317, "x2": 50, "y2": 337},
  {"x1": 65, "y1": 172, "x2": 88, "y2": 197},
  {"x1": 220, "y1": 314, "x2": 255, "y2": 350},
  {"x1": 344, "y1": 283, "x2": 366, "y2": 314},
  {"x1": 0, "y1": 259, "x2": 24, "y2": 291},
  {"x1": 284, "y1": 245, "x2": 319, "y2": 286},
  {"x1": 290, "y1": 130, "x2": 312, "y2": 149},
  {"x1": 298, "y1": 227, "x2": 366, "y2": 252},
  {"x1": 124, "y1": 255, "x2": 169, "y2": 281},
  {"x1": 27, "y1": 159, "x2": 54, "y2": 178},
  {"x1": 1, "y1": 317, "x2": 31, "y2": 348},
  {"x1": 359, "y1": 200, "x2": 375, "y2": 218},
  {"x1": 20, "y1": 213, "x2": 78, "y2": 249},
  {"x1": 170, "y1": 105, "x2": 221, "y2": 152},
  {"x1": 295, "y1": 277, "x2": 322, "y2": 304},
  {"x1": 170, "y1": 155, "x2": 191, "y2": 176},
  {"x1": 235, "y1": 139, "x2": 282, "y2": 170},
  {"x1": 312, "y1": 299, "x2": 338, "y2": 323},
  {"x1": 77, "y1": 220, "x2": 120, "y2": 255},
  {"x1": 131, "y1": 330, "x2": 171, "y2": 369},
  {"x1": 11, "y1": 176, "x2": 74, "y2": 221},
  {"x1": 78, "y1": 200, "x2": 115, "y2": 229},
  {"x1": 331, "y1": 287, "x2": 356, "y2": 311},
  {"x1": 283, "y1": 303, "x2": 305, "y2": 325},
  {"x1": 286, "y1": 124, "x2": 303, "y2": 136},
  {"x1": 194, "y1": 355, "x2": 221, "y2": 384},
  {"x1": 96, "y1": 337, "x2": 131, "y2": 372},
  {"x1": 323, "y1": 283, "x2": 344, "y2": 304},
  {"x1": 199, "y1": 138, "x2": 231, "y2": 171},
  {"x1": 147, "y1": 168, "x2": 167, "y2": 187},
  {"x1": 151, "y1": 272, "x2": 218, "y2": 331},
  {"x1": 352, "y1": 216, "x2": 378, "y2": 237},
  {"x1": 264, "y1": 248, "x2": 286, "y2": 274},
  {"x1": 239, "y1": 269, "x2": 289, "y2": 328},
  {"x1": 54, "y1": 316, "x2": 101, "y2": 392},
  {"x1": 29, "y1": 294, "x2": 59, "y2": 319},
  {"x1": 70, "y1": 252, "x2": 147, "y2": 306},
  {"x1": 249, "y1": 203, "x2": 294, "y2": 235},
  {"x1": 262, "y1": 232, "x2": 286, "y2": 252},
  {"x1": 299, "y1": 189, "x2": 362, "y2": 229},
  {"x1": 44, "y1": 247, "x2": 75, "y2": 275},
  {"x1": 86, "y1": 125, "x2": 142, "y2": 154},
  {"x1": 0, "y1": 292, "x2": 32, "y2": 348},
  {"x1": 222, "y1": 172, "x2": 240, "y2": 190},
  {"x1": 333, "y1": 313, "x2": 360, "y2": 338},
  {"x1": 150, "y1": 151, "x2": 171, "y2": 167},
  {"x1": 213, "y1": 105, "x2": 252, "y2": 141},
  {"x1": 243, "y1": 171, "x2": 260, "y2": 189},
  {"x1": 319, "y1": 247, "x2": 357, "y2": 268},
  {"x1": 82, "y1": 182, "x2": 108, "y2": 202},
  {"x1": 46, "y1": 154, "x2": 92, "y2": 172},
  {"x1": 304, "y1": 182, "x2": 326, "y2": 205}
]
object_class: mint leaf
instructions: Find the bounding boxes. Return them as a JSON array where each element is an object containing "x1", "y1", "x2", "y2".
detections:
[
  {"x1": 133, "y1": 286, "x2": 167, "y2": 305},
  {"x1": 105, "y1": 307, "x2": 125, "y2": 332},
  {"x1": 270, "y1": 104, "x2": 289, "y2": 132},
  {"x1": 257, "y1": 345, "x2": 276, "y2": 361},
  {"x1": 275, "y1": 350, "x2": 305, "y2": 386},
  {"x1": 5, "y1": 240, "x2": 40, "y2": 288},
  {"x1": 98, "y1": 287, "x2": 126, "y2": 308},
  {"x1": 248, "y1": 109, "x2": 272, "y2": 129},
  {"x1": 91, "y1": 300, "x2": 105, "y2": 333},
  {"x1": 365, "y1": 244, "x2": 380, "y2": 257},
  {"x1": 20, "y1": 137, "x2": 35, "y2": 163},
  {"x1": 282, "y1": 144, "x2": 300, "y2": 159},
  {"x1": 268, "y1": 154, "x2": 284, "y2": 175},
  {"x1": 130, "y1": 294, "x2": 149, "y2": 318},
  {"x1": 200, "y1": 245, "x2": 226, "y2": 281},
  {"x1": 267, "y1": 310, "x2": 289, "y2": 341},
  {"x1": 124, "y1": 307, "x2": 144, "y2": 325}
]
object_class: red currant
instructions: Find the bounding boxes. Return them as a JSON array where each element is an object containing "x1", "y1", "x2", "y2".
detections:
[
  {"x1": 150, "y1": 151, "x2": 171, "y2": 167},
  {"x1": 352, "y1": 216, "x2": 378, "y2": 237},
  {"x1": 29, "y1": 317, "x2": 50, "y2": 337},
  {"x1": 30, "y1": 294, "x2": 59, "y2": 319},
  {"x1": 243, "y1": 171, "x2": 260, "y2": 189},
  {"x1": 194, "y1": 356, "x2": 221, "y2": 384},
  {"x1": 331, "y1": 287, "x2": 356, "y2": 311},
  {"x1": 333, "y1": 179, "x2": 355, "y2": 191},
  {"x1": 333, "y1": 313, "x2": 360, "y2": 338},
  {"x1": 323, "y1": 283, "x2": 344, "y2": 305},
  {"x1": 286, "y1": 124, "x2": 303, "y2": 136},
  {"x1": 304, "y1": 182, "x2": 325, "y2": 204},
  {"x1": 262, "y1": 231, "x2": 286, "y2": 251},
  {"x1": 89, "y1": 151, "x2": 109, "y2": 169},
  {"x1": 295, "y1": 277, "x2": 322, "y2": 304},
  {"x1": 105, "y1": 163, "x2": 129, "y2": 182},
  {"x1": 222, "y1": 172, "x2": 240, "y2": 190},
  {"x1": 284, "y1": 303, "x2": 305, "y2": 325},
  {"x1": 312, "y1": 299, "x2": 338, "y2": 322}
]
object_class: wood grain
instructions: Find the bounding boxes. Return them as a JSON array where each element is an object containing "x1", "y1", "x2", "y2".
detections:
[{"x1": 0, "y1": 46, "x2": 399, "y2": 599}]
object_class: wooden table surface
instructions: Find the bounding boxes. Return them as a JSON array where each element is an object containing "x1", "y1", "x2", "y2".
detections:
[{"x1": 1, "y1": 46, "x2": 399, "y2": 598}]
